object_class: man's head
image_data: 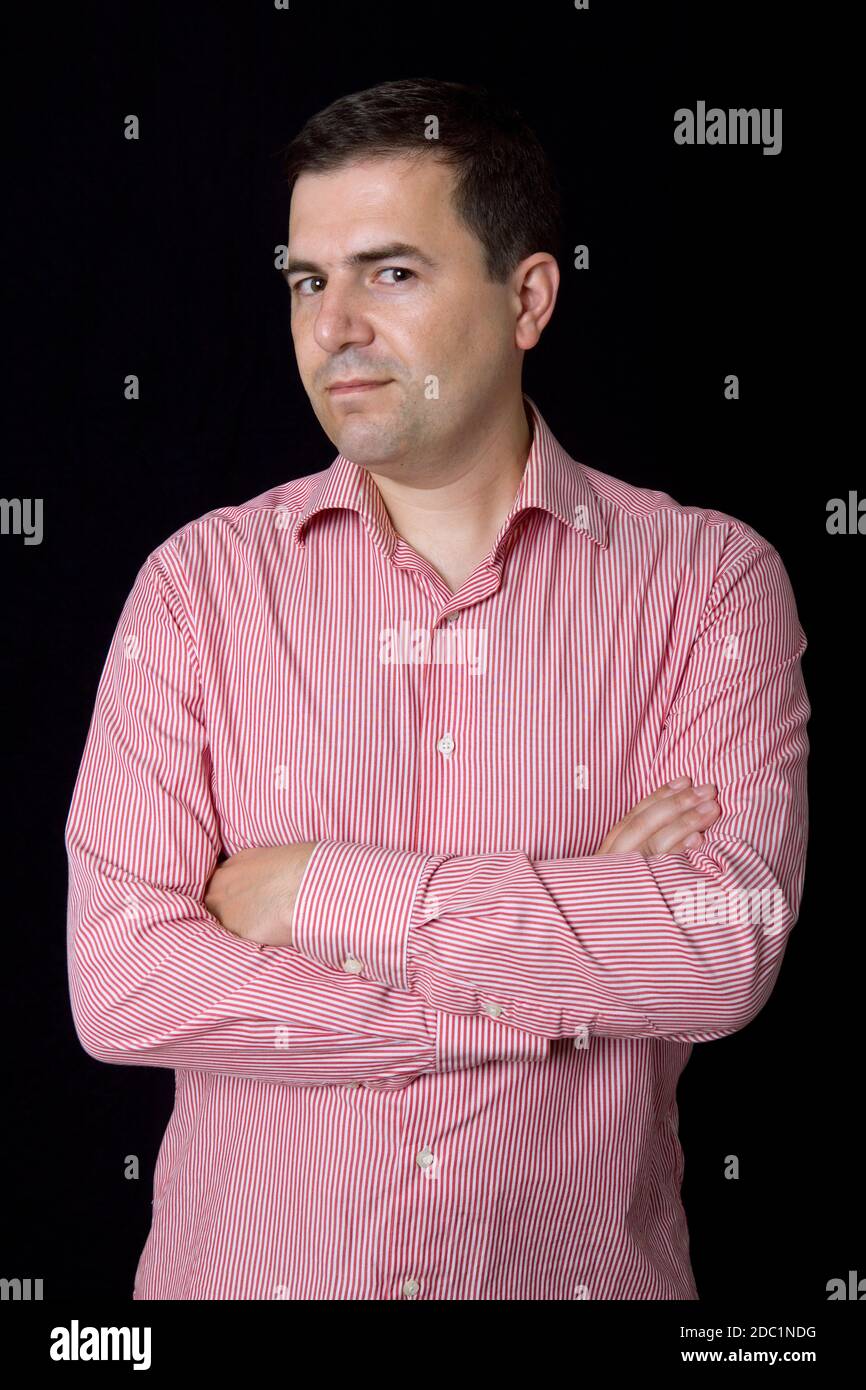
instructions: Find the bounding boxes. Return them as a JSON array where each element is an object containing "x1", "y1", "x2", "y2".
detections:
[{"x1": 281, "y1": 78, "x2": 563, "y2": 473}]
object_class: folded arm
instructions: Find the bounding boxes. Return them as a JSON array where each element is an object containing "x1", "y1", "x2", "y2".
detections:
[
  {"x1": 291, "y1": 532, "x2": 811, "y2": 1044},
  {"x1": 65, "y1": 545, "x2": 548, "y2": 1088}
]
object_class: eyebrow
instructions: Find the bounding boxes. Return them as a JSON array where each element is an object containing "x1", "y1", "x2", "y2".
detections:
[{"x1": 283, "y1": 242, "x2": 438, "y2": 277}]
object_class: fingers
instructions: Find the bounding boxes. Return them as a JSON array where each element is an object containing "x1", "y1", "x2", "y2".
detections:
[
  {"x1": 595, "y1": 777, "x2": 695, "y2": 854},
  {"x1": 641, "y1": 798, "x2": 720, "y2": 855},
  {"x1": 601, "y1": 782, "x2": 719, "y2": 856},
  {"x1": 615, "y1": 776, "x2": 695, "y2": 825},
  {"x1": 595, "y1": 777, "x2": 723, "y2": 857}
]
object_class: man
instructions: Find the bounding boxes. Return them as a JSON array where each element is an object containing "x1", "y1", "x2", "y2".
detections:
[{"x1": 65, "y1": 78, "x2": 810, "y2": 1300}]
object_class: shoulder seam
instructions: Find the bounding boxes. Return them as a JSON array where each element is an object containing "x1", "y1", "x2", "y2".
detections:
[{"x1": 146, "y1": 541, "x2": 205, "y2": 690}]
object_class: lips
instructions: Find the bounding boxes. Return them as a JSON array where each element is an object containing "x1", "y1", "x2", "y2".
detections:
[{"x1": 327, "y1": 380, "x2": 390, "y2": 394}]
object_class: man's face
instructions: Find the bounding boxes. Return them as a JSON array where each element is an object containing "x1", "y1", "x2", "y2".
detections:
[{"x1": 286, "y1": 154, "x2": 521, "y2": 471}]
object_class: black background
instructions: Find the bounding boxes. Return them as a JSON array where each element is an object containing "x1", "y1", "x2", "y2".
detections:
[{"x1": 1, "y1": 0, "x2": 856, "y2": 1319}]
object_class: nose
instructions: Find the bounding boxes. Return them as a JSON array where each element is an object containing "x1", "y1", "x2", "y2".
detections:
[{"x1": 312, "y1": 281, "x2": 375, "y2": 356}]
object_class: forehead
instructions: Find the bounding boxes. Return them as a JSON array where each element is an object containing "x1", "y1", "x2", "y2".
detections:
[{"x1": 288, "y1": 154, "x2": 467, "y2": 253}]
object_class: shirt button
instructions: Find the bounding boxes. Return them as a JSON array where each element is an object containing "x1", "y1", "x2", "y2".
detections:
[
  {"x1": 342, "y1": 955, "x2": 364, "y2": 974},
  {"x1": 483, "y1": 1002, "x2": 503, "y2": 1018},
  {"x1": 345, "y1": 1080, "x2": 361, "y2": 1088},
  {"x1": 437, "y1": 733, "x2": 454, "y2": 758},
  {"x1": 415, "y1": 1145, "x2": 435, "y2": 1169},
  {"x1": 401, "y1": 1278, "x2": 420, "y2": 1298}
]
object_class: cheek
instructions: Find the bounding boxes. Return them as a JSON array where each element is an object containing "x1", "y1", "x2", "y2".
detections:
[
  {"x1": 290, "y1": 309, "x2": 306, "y2": 346},
  {"x1": 398, "y1": 300, "x2": 484, "y2": 365},
  {"x1": 290, "y1": 320, "x2": 314, "y2": 375}
]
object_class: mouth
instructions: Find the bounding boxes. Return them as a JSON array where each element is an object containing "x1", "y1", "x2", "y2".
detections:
[{"x1": 327, "y1": 379, "x2": 392, "y2": 396}]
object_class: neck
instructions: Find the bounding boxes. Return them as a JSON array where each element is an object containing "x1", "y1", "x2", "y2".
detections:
[{"x1": 369, "y1": 393, "x2": 534, "y2": 562}]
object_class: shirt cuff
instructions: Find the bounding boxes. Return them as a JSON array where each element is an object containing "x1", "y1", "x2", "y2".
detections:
[
  {"x1": 435, "y1": 1009, "x2": 550, "y2": 1073},
  {"x1": 291, "y1": 838, "x2": 430, "y2": 990}
]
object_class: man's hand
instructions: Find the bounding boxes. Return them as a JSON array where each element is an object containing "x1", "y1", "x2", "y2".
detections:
[
  {"x1": 595, "y1": 777, "x2": 719, "y2": 858},
  {"x1": 204, "y1": 842, "x2": 318, "y2": 948}
]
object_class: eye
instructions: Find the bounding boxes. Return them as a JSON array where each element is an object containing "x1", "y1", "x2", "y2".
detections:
[
  {"x1": 291, "y1": 267, "x2": 416, "y2": 297},
  {"x1": 376, "y1": 267, "x2": 415, "y2": 285},
  {"x1": 292, "y1": 276, "x2": 326, "y2": 297}
]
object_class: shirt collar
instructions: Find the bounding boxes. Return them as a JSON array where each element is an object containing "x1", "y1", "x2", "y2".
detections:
[{"x1": 290, "y1": 392, "x2": 608, "y2": 558}]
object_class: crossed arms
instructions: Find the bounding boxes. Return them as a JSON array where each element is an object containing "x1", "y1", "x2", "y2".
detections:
[{"x1": 65, "y1": 530, "x2": 810, "y2": 1087}]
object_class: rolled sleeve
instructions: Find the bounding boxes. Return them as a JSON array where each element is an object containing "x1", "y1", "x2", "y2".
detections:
[
  {"x1": 435, "y1": 1009, "x2": 550, "y2": 1072},
  {"x1": 291, "y1": 838, "x2": 550, "y2": 1071},
  {"x1": 291, "y1": 838, "x2": 430, "y2": 990}
]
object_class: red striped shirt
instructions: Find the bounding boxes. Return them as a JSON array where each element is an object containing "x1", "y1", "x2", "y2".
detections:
[{"x1": 65, "y1": 393, "x2": 810, "y2": 1299}]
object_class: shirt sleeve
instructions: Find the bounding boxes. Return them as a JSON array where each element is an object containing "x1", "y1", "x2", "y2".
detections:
[
  {"x1": 291, "y1": 532, "x2": 810, "y2": 1044},
  {"x1": 65, "y1": 545, "x2": 548, "y2": 1089}
]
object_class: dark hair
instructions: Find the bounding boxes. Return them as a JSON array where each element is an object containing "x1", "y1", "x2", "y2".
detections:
[{"x1": 281, "y1": 78, "x2": 564, "y2": 283}]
